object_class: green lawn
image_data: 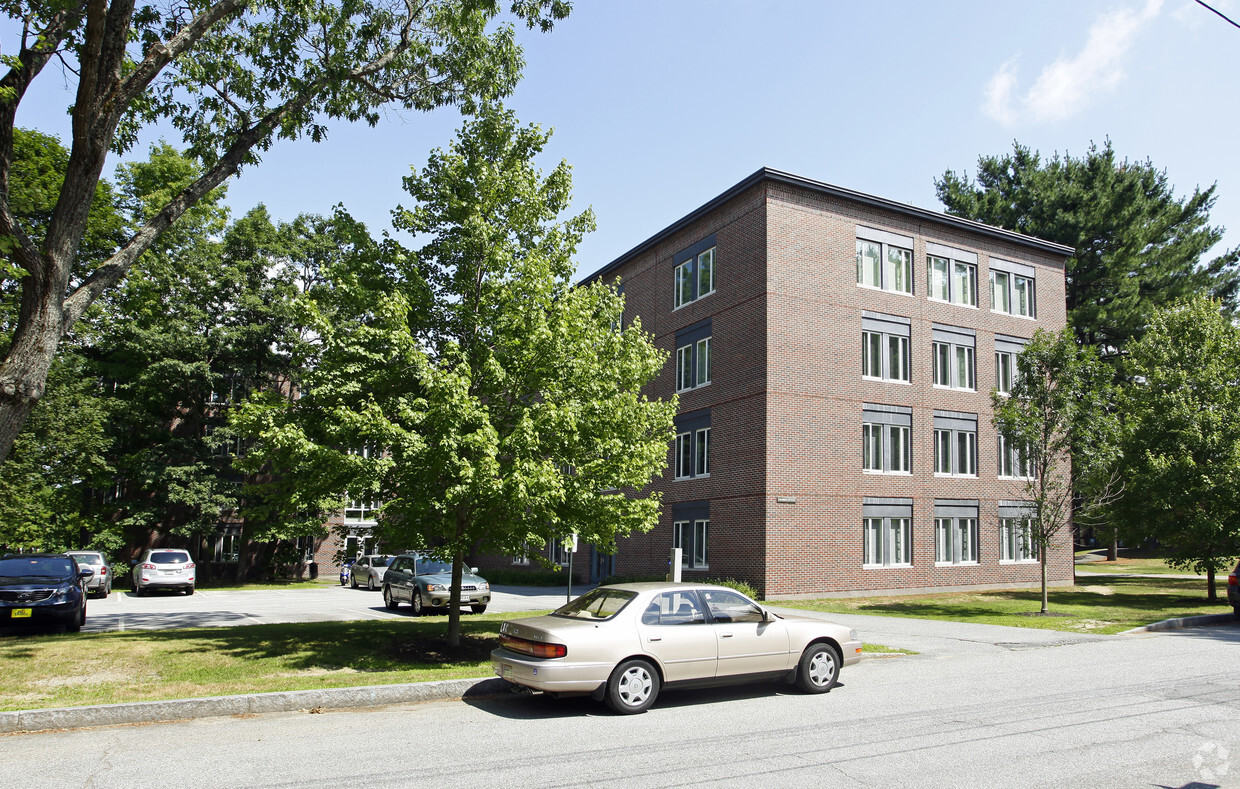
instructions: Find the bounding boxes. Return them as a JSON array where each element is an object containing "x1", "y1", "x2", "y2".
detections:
[
  {"x1": 778, "y1": 576, "x2": 1232, "y2": 635},
  {"x1": 0, "y1": 612, "x2": 527, "y2": 712},
  {"x1": 1074, "y1": 555, "x2": 1206, "y2": 576}
]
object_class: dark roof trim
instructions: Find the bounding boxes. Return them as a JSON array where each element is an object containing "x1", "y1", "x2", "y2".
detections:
[{"x1": 581, "y1": 167, "x2": 1075, "y2": 284}]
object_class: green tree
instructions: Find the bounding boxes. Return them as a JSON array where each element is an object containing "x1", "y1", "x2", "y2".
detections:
[
  {"x1": 936, "y1": 140, "x2": 1239, "y2": 364},
  {"x1": 991, "y1": 328, "x2": 1118, "y2": 613},
  {"x1": 1117, "y1": 296, "x2": 1240, "y2": 600},
  {"x1": 0, "y1": 0, "x2": 570, "y2": 465},
  {"x1": 236, "y1": 106, "x2": 675, "y2": 644}
]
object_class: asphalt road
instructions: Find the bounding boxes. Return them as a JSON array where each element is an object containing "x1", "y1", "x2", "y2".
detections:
[
  {"x1": 70, "y1": 582, "x2": 586, "y2": 633},
  {"x1": 4, "y1": 614, "x2": 1238, "y2": 788}
]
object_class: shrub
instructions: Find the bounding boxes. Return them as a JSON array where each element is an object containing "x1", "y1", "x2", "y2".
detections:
[
  {"x1": 702, "y1": 577, "x2": 761, "y2": 600},
  {"x1": 480, "y1": 568, "x2": 580, "y2": 586}
]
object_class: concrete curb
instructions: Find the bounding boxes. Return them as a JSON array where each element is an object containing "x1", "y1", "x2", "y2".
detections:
[
  {"x1": 0, "y1": 676, "x2": 512, "y2": 735},
  {"x1": 1122, "y1": 613, "x2": 1239, "y2": 634}
]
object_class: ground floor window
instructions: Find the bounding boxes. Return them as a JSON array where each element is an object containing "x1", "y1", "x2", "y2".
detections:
[
  {"x1": 1000, "y1": 517, "x2": 1039, "y2": 562},
  {"x1": 935, "y1": 517, "x2": 978, "y2": 565},
  {"x1": 863, "y1": 517, "x2": 911, "y2": 567},
  {"x1": 674, "y1": 519, "x2": 709, "y2": 569},
  {"x1": 213, "y1": 531, "x2": 240, "y2": 563}
]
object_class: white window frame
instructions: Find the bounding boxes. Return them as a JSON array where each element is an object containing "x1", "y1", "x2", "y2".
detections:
[
  {"x1": 935, "y1": 516, "x2": 979, "y2": 565},
  {"x1": 674, "y1": 427, "x2": 710, "y2": 480},
  {"x1": 995, "y1": 349, "x2": 1016, "y2": 395},
  {"x1": 674, "y1": 519, "x2": 709, "y2": 569},
  {"x1": 673, "y1": 245, "x2": 717, "y2": 309},
  {"x1": 927, "y1": 255, "x2": 977, "y2": 307},
  {"x1": 862, "y1": 421, "x2": 911, "y2": 474},
  {"x1": 934, "y1": 428, "x2": 977, "y2": 477},
  {"x1": 933, "y1": 341, "x2": 975, "y2": 391},
  {"x1": 862, "y1": 329, "x2": 910, "y2": 383},
  {"x1": 676, "y1": 336, "x2": 712, "y2": 392},
  {"x1": 998, "y1": 435, "x2": 1036, "y2": 479},
  {"x1": 856, "y1": 229, "x2": 914, "y2": 295},
  {"x1": 990, "y1": 261, "x2": 1037, "y2": 318},
  {"x1": 1000, "y1": 517, "x2": 1040, "y2": 563},
  {"x1": 863, "y1": 517, "x2": 912, "y2": 568}
]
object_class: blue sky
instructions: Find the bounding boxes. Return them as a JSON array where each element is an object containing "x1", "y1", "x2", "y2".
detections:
[{"x1": 9, "y1": 0, "x2": 1239, "y2": 279}]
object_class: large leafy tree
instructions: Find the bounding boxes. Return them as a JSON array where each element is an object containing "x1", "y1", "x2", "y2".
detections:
[
  {"x1": 991, "y1": 328, "x2": 1118, "y2": 613},
  {"x1": 0, "y1": 0, "x2": 570, "y2": 464},
  {"x1": 235, "y1": 106, "x2": 675, "y2": 644},
  {"x1": 1116, "y1": 296, "x2": 1240, "y2": 600},
  {"x1": 936, "y1": 140, "x2": 1239, "y2": 365}
]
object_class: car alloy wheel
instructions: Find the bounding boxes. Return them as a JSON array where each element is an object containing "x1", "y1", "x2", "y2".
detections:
[
  {"x1": 383, "y1": 586, "x2": 399, "y2": 610},
  {"x1": 367, "y1": 575, "x2": 377, "y2": 592},
  {"x1": 796, "y1": 643, "x2": 840, "y2": 694},
  {"x1": 412, "y1": 592, "x2": 423, "y2": 616},
  {"x1": 605, "y1": 659, "x2": 659, "y2": 714}
]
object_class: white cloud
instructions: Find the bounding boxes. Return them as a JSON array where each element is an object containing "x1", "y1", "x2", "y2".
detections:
[{"x1": 983, "y1": 0, "x2": 1163, "y2": 125}]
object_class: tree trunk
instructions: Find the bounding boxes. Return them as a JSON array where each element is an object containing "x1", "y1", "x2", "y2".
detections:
[
  {"x1": 1207, "y1": 568, "x2": 1216, "y2": 601},
  {"x1": 1041, "y1": 552, "x2": 1049, "y2": 614},
  {"x1": 447, "y1": 549, "x2": 464, "y2": 647},
  {"x1": 1107, "y1": 529, "x2": 1118, "y2": 562},
  {"x1": 0, "y1": 292, "x2": 66, "y2": 462}
]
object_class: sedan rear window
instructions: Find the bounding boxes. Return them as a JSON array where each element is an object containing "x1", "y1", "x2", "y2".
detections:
[
  {"x1": 552, "y1": 588, "x2": 637, "y2": 621},
  {"x1": 150, "y1": 551, "x2": 190, "y2": 564},
  {"x1": 70, "y1": 553, "x2": 104, "y2": 564}
]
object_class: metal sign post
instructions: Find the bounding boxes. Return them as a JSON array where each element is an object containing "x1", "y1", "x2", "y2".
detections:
[
  {"x1": 668, "y1": 548, "x2": 682, "y2": 582},
  {"x1": 565, "y1": 533, "x2": 578, "y2": 603}
]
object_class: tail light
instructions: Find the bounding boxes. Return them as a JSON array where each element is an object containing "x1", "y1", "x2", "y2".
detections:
[
  {"x1": 141, "y1": 563, "x2": 156, "y2": 570},
  {"x1": 500, "y1": 633, "x2": 567, "y2": 659},
  {"x1": 1229, "y1": 572, "x2": 1237, "y2": 587},
  {"x1": 185, "y1": 563, "x2": 195, "y2": 570},
  {"x1": 99, "y1": 567, "x2": 107, "y2": 576}
]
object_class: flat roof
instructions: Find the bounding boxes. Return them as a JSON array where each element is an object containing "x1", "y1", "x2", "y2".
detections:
[{"x1": 581, "y1": 167, "x2": 1075, "y2": 284}]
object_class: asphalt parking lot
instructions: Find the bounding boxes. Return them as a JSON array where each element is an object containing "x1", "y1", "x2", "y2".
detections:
[{"x1": 67, "y1": 582, "x2": 588, "y2": 634}]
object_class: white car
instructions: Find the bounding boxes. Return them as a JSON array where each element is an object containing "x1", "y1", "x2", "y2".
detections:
[
  {"x1": 66, "y1": 551, "x2": 113, "y2": 598},
  {"x1": 132, "y1": 549, "x2": 196, "y2": 595},
  {"x1": 492, "y1": 582, "x2": 863, "y2": 714}
]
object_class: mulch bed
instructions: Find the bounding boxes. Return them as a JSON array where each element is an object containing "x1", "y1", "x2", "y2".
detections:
[{"x1": 389, "y1": 633, "x2": 497, "y2": 664}]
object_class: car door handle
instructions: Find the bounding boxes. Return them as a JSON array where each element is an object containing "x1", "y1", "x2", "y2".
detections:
[
  {"x1": 720, "y1": 633, "x2": 733, "y2": 638},
  {"x1": 648, "y1": 636, "x2": 662, "y2": 642}
]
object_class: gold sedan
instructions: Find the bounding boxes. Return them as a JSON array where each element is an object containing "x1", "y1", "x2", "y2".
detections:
[{"x1": 491, "y1": 582, "x2": 862, "y2": 714}]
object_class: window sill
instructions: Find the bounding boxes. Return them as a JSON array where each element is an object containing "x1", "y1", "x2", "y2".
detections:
[
  {"x1": 858, "y1": 283, "x2": 914, "y2": 297},
  {"x1": 676, "y1": 382, "x2": 712, "y2": 394},
  {"x1": 933, "y1": 473, "x2": 979, "y2": 478},
  {"x1": 931, "y1": 384, "x2": 977, "y2": 393},
  {"x1": 862, "y1": 376, "x2": 912, "y2": 385},
  {"x1": 672, "y1": 292, "x2": 715, "y2": 312},
  {"x1": 674, "y1": 474, "x2": 710, "y2": 482},
  {"x1": 999, "y1": 559, "x2": 1040, "y2": 565},
  {"x1": 935, "y1": 561, "x2": 980, "y2": 567},
  {"x1": 863, "y1": 563, "x2": 913, "y2": 570}
]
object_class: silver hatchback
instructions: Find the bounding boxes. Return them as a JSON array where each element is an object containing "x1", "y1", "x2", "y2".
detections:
[
  {"x1": 66, "y1": 551, "x2": 112, "y2": 598},
  {"x1": 132, "y1": 549, "x2": 196, "y2": 595}
]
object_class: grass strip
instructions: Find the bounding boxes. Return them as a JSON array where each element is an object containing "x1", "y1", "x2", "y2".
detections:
[
  {"x1": 778, "y1": 576, "x2": 1232, "y2": 636},
  {"x1": 0, "y1": 612, "x2": 543, "y2": 712}
]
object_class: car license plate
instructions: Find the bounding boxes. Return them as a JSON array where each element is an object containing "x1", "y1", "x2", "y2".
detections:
[
  {"x1": 502, "y1": 663, "x2": 513, "y2": 678},
  {"x1": 161, "y1": 570, "x2": 179, "y2": 575},
  {"x1": 11, "y1": 608, "x2": 32, "y2": 619}
]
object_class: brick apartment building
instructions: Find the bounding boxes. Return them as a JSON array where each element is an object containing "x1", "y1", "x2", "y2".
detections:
[{"x1": 576, "y1": 167, "x2": 1075, "y2": 599}]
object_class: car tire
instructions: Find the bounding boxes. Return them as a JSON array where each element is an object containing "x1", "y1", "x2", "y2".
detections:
[
  {"x1": 135, "y1": 584, "x2": 145, "y2": 597},
  {"x1": 66, "y1": 604, "x2": 85, "y2": 633},
  {"x1": 367, "y1": 576, "x2": 377, "y2": 592},
  {"x1": 794, "y1": 642, "x2": 841, "y2": 694},
  {"x1": 98, "y1": 585, "x2": 108, "y2": 600},
  {"x1": 470, "y1": 604, "x2": 488, "y2": 614},
  {"x1": 350, "y1": 574, "x2": 358, "y2": 589},
  {"x1": 604, "y1": 659, "x2": 660, "y2": 715},
  {"x1": 185, "y1": 586, "x2": 194, "y2": 596},
  {"x1": 383, "y1": 586, "x2": 399, "y2": 610},
  {"x1": 412, "y1": 592, "x2": 424, "y2": 616}
]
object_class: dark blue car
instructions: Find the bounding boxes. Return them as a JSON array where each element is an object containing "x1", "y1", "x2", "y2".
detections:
[{"x1": 0, "y1": 554, "x2": 93, "y2": 633}]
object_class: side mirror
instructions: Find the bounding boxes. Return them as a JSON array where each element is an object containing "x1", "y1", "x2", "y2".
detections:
[
  {"x1": 470, "y1": 567, "x2": 479, "y2": 574},
  {"x1": 78, "y1": 567, "x2": 95, "y2": 579},
  {"x1": 129, "y1": 559, "x2": 138, "y2": 567}
]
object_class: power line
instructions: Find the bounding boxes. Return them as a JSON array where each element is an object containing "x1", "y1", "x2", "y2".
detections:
[{"x1": 1196, "y1": 0, "x2": 1240, "y2": 30}]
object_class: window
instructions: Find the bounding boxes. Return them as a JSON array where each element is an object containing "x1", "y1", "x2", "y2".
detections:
[
  {"x1": 642, "y1": 590, "x2": 707, "y2": 625},
  {"x1": 673, "y1": 237, "x2": 717, "y2": 309},
  {"x1": 862, "y1": 312, "x2": 911, "y2": 383},
  {"x1": 998, "y1": 434, "x2": 1035, "y2": 479},
  {"x1": 934, "y1": 410, "x2": 978, "y2": 476},
  {"x1": 1000, "y1": 503, "x2": 1039, "y2": 562},
  {"x1": 856, "y1": 227, "x2": 914, "y2": 294},
  {"x1": 994, "y1": 335, "x2": 1026, "y2": 395},
  {"x1": 862, "y1": 404, "x2": 912, "y2": 474},
  {"x1": 676, "y1": 319, "x2": 712, "y2": 391},
  {"x1": 344, "y1": 499, "x2": 378, "y2": 523},
  {"x1": 932, "y1": 324, "x2": 976, "y2": 390},
  {"x1": 674, "y1": 410, "x2": 710, "y2": 480},
  {"x1": 862, "y1": 498, "x2": 912, "y2": 567},
  {"x1": 990, "y1": 259, "x2": 1037, "y2": 318},
  {"x1": 934, "y1": 500, "x2": 979, "y2": 565},
  {"x1": 701, "y1": 588, "x2": 764, "y2": 623},
  {"x1": 926, "y1": 244, "x2": 978, "y2": 307},
  {"x1": 673, "y1": 501, "x2": 709, "y2": 569},
  {"x1": 214, "y1": 530, "x2": 240, "y2": 563}
]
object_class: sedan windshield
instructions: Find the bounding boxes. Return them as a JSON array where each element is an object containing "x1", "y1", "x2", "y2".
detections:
[
  {"x1": 0, "y1": 557, "x2": 73, "y2": 579},
  {"x1": 552, "y1": 588, "x2": 637, "y2": 621}
]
